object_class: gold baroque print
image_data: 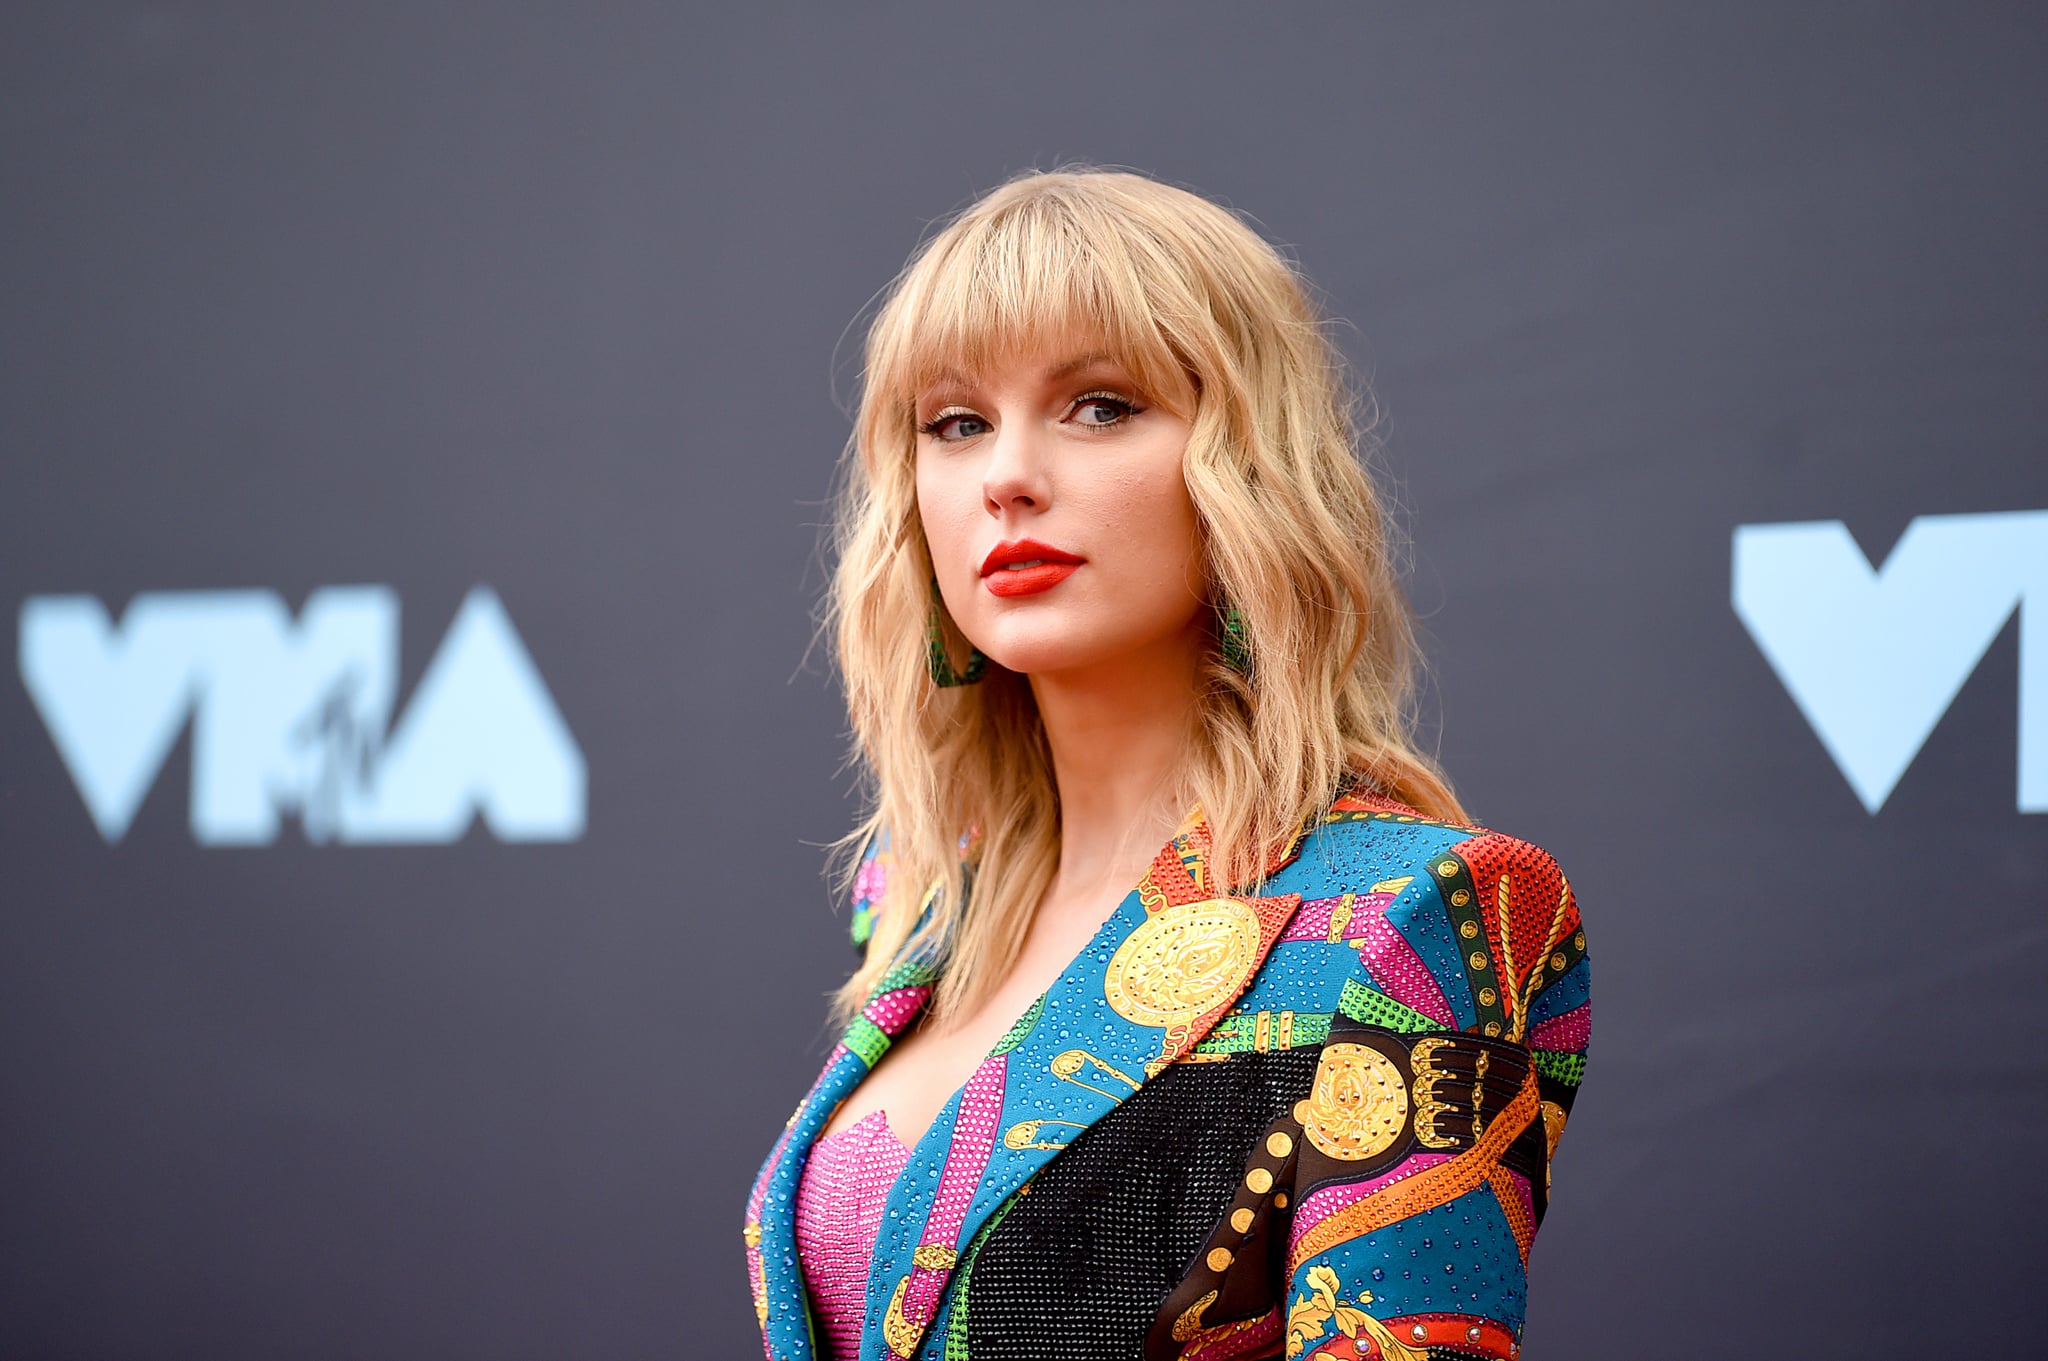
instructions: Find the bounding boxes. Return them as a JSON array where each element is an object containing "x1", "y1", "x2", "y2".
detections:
[
  {"x1": 1172, "y1": 1288, "x2": 1220, "y2": 1342},
  {"x1": 1103, "y1": 897, "x2": 1263, "y2": 1030},
  {"x1": 1286, "y1": 1264, "x2": 1425, "y2": 1361},
  {"x1": 1299, "y1": 1042, "x2": 1408, "y2": 1161}
]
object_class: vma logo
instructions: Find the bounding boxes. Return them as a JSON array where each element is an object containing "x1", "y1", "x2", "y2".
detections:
[
  {"x1": 17, "y1": 585, "x2": 586, "y2": 845},
  {"x1": 1733, "y1": 509, "x2": 2047, "y2": 814}
]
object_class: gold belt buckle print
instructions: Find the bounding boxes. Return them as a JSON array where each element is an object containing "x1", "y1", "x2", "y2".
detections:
[{"x1": 1409, "y1": 1035, "x2": 1493, "y2": 1151}]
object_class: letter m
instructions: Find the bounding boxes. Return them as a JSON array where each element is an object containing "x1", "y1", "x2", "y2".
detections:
[{"x1": 1732, "y1": 509, "x2": 2048, "y2": 813}]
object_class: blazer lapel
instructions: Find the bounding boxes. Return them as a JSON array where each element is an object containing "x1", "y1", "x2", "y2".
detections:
[
  {"x1": 748, "y1": 943, "x2": 942, "y2": 1361},
  {"x1": 855, "y1": 803, "x2": 1313, "y2": 1361}
]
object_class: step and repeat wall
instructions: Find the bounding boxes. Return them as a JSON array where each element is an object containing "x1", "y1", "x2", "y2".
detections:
[{"x1": 3, "y1": 7, "x2": 2042, "y2": 1358}]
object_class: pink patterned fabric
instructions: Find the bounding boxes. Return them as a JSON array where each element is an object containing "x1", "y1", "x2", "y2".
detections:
[
  {"x1": 1290, "y1": 1151, "x2": 1455, "y2": 1249},
  {"x1": 1530, "y1": 1000, "x2": 1591, "y2": 1053},
  {"x1": 1280, "y1": 888, "x2": 1403, "y2": 942},
  {"x1": 900, "y1": 1056, "x2": 1009, "y2": 1335},
  {"x1": 1352, "y1": 915, "x2": 1458, "y2": 1027},
  {"x1": 795, "y1": 1110, "x2": 913, "y2": 1361},
  {"x1": 863, "y1": 984, "x2": 928, "y2": 1032},
  {"x1": 852, "y1": 854, "x2": 888, "y2": 908},
  {"x1": 1497, "y1": 1164, "x2": 1536, "y2": 1227}
]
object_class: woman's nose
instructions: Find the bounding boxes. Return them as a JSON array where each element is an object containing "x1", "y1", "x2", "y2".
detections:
[{"x1": 981, "y1": 418, "x2": 1052, "y2": 513}]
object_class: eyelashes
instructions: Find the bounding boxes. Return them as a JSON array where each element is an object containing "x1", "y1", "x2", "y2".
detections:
[
  {"x1": 917, "y1": 391, "x2": 1146, "y2": 441},
  {"x1": 1071, "y1": 392, "x2": 1143, "y2": 428},
  {"x1": 918, "y1": 409, "x2": 988, "y2": 440}
]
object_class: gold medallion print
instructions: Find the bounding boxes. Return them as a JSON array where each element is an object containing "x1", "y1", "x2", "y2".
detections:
[
  {"x1": 1301, "y1": 1042, "x2": 1408, "y2": 1161},
  {"x1": 1103, "y1": 897, "x2": 1263, "y2": 1029}
]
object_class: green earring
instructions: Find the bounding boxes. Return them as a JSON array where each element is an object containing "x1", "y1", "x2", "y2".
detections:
[
  {"x1": 1217, "y1": 600, "x2": 1254, "y2": 679},
  {"x1": 927, "y1": 579, "x2": 988, "y2": 687}
]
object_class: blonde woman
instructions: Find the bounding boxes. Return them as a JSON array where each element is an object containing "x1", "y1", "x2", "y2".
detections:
[{"x1": 744, "y1": 166, "x2": 1591, "y2": 1361}]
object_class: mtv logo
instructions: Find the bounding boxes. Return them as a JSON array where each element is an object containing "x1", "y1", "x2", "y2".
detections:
[
  {"x1": 17, "y1": 585, "x2": 586, "y2": 845},
  {"x1": 1732, "y1": 509, "x2": 2048, "y2": 814}
]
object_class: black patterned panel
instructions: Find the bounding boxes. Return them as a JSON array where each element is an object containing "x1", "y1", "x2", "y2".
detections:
[{"x1": 961, "y1": 1050, "x2": 1319, "y2": 1360}]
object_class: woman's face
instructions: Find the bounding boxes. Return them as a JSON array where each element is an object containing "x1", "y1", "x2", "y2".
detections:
[{"x1": 914, "y1": 337, "x2": 1206, "y2": 680}]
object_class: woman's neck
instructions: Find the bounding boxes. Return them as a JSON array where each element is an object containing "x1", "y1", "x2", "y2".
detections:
[{"x1": 1027, "y1": 619, "x2": 1207, "y2": 912}]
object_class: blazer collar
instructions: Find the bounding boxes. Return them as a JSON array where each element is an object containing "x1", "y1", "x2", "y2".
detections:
[{"x1": 750, "y1": 801, "x2": 1315, "y2": 1361}]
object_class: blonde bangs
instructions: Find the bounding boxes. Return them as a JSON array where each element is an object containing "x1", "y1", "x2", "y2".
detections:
[{"x1": 866, "y1": 186, "x2": 1202, "y2": 427}]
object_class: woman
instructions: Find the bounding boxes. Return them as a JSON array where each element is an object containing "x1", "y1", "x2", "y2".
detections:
[{"x1": 744, "y1": 166, "x2": 1591, "y2": 1361}]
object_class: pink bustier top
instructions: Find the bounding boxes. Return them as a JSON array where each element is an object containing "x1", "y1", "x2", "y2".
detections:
[{"x1": 795, "y1": 1110, "x2": 914, "y2": 1360}]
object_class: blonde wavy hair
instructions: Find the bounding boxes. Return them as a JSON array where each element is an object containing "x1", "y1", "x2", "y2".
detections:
[{"x1": 824, "y1": 164, "x2": 1466, "y2": 1027}]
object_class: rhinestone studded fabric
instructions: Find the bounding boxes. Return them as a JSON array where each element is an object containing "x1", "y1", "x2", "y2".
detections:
[{"x1": 794, "y1": 1110, "x2": 914, "y2": 1360}]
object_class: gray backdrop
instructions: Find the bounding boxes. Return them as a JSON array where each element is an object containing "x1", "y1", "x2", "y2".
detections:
[{"x1": 4, "y1": 5, "x2": 2044, "y2": 1358}]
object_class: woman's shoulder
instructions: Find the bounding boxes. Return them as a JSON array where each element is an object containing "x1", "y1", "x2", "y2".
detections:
[
  {"x1": 1281, "y1": 788, "x2": 1576, "y2": 901},
  {"x1": 1248, "y1": 788, "x2": 1588, "y2": 1045}
]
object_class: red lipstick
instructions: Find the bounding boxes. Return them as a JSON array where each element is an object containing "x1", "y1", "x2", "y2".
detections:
[{"x1": 980, "y1": 538, "x2": 1084, "y2": 598}]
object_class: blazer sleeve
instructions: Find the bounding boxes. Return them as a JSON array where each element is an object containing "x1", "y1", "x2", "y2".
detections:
[{"x1": 1279, "y1": 834, "x2": 1590, "y2": 1361}]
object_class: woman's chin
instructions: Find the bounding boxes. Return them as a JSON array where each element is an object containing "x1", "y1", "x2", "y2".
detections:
[
  {"x1": 971, "y1": 609, "x2": 1207, "y2": 682},
  {"x1": 974, "y1": 639, "x2": 1097, "y2": 678}
]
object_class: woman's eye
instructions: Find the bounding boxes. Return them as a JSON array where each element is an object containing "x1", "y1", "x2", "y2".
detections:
[
  {"x1": 921, "y1": 412, "x2": 991, "y2": 440},
  {"x1": 918, "y1": 394, "x2": 1141, "y2": 440},
  {"x1": 1072, "y1": 395, "x2": 1139, "y2": 427}
]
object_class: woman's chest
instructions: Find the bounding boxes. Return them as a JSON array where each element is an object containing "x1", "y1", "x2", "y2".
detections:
[{"x1": 821, "y1": 959, "x2": 1078, "y2": 1146}]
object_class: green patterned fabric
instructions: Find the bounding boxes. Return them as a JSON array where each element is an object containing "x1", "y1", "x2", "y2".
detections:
[
  {"x1": 1533, "y1": 1049, "x2": 1586, "y2": 1086},
  {"x1": 843, "y1": 1017, "x2": 889, "y2": 1067},
  {"x1": 873, "y1": 956, "x2": 938, "y2": 994},
  {"x1": 990, "y1": 995, "x2": 1045, "y2": 1056},
  {"x1": 1338, "y1": 977, "x2": 1448, "y2": 1034},
  {"x1": 1189, "y1": 1008, "x2": 1331, "y2": 1055}
]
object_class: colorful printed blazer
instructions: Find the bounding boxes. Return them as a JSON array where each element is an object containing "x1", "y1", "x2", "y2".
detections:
[{"x1": 744, "y1": 788, "x2": 1592, "y2": 1361}]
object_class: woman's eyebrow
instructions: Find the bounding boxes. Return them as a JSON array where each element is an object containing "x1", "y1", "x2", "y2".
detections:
[{"x1": 1042, "y1": 351, "x2": 1119, "y2": 381}]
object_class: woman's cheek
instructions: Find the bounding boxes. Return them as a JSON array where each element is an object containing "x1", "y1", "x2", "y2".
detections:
[{"x1": 918, "y1": 484, "x2": 977, "y2": 570}]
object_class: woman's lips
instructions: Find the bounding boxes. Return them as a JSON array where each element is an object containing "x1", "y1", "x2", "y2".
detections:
[
  {"x1": 980, "y1": 539, "x2": 1084, "y2": 598},
  {"x1": 983, "y1": 561, "x2": 1081, "y2": 597}
]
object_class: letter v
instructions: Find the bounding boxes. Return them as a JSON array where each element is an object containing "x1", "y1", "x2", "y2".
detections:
[{"x1": 17, "y1": 594, "x2": 206, "y2": 841}]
